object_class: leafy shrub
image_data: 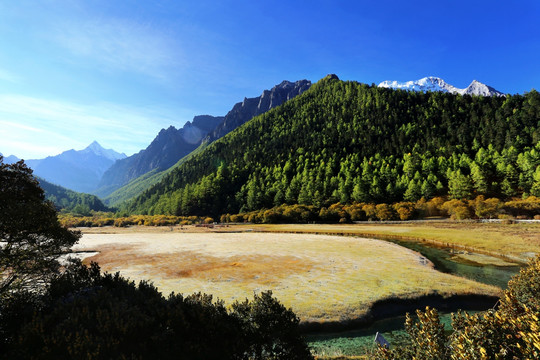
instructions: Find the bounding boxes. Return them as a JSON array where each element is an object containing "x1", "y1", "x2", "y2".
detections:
[
  {"x1": 393, "y1": 202, "x2": 416, "y2": 220},
  {"x1": 441, "y1": 199, "x2": 473, "y2": 220},
  {"x1": 375, "y1": 204, "x2": 395, "y2": 221}
]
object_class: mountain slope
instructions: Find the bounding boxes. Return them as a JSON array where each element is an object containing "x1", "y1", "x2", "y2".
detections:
[
  {"x1": 378, "y1": 77, "x2": 504, "y2": 96},
  {"x1": 99, "y1": 79, "x2": 312, "y2": 203},
  {"x1": 95, "y1": 115, "x2": 224, "y2": 198},
  {"x1": 123, "y1": 76, "x2": 539, "y2": 217},
  {"x1": 37, "y1": 177, "x2": 109, "y2": 213},
  {"x1": 24, "y1": 142, "x2": 126, "y2": 193}
]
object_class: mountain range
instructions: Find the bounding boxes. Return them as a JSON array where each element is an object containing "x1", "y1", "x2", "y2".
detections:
[
  {"x1": 94, "y1": 79, "x2": 312, "y2": 200},
  {"x1": 3, "y1": 74, "x2": 525, "y2": 214},
  {"x1": 378, "y1": 77, "x2": 504, "y2": 97},
  {"x1": 94, "y1": 115, "x2": 224, "y2": 197},
  {"x1": 14, "y1": 142, "x2": 126, "y2": 193},
  {"x1": 122, "y1": 75, "x2": 539, "y2": 217},
  {"x1": 0, "y1": 153, "x2": 20, "y2": 164}
]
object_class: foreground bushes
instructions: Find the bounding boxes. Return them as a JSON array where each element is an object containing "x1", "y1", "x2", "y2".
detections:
[
  {"x1": 374, "y1": 256, "x2": 540, "y2": 359},
  {"x1": 0, "y1": 260, "x2": 312, "y2": 360}
]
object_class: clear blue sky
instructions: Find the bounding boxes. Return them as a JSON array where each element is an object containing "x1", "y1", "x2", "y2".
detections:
[{"x1": 1, "y1": 0, "x2": 539, "y2": 159}]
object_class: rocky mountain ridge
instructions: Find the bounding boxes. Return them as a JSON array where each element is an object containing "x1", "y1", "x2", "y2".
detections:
[
  {"x1": 205, "y1": 79, "x2": 312, "y2": 142},
  {"x1": 95, "y1": 115, "x2": 225, "y2": 196},
  {"x1": 95, "y1": 79, "x2": 311, "y2": 199}
]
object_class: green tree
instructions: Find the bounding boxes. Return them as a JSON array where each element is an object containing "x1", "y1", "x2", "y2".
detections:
[
  {"x1": 447, "y1": 170, "x2": 473, "y2": 199},
  {"x1": 530, "y1": 165, "x2": 540, "y2": 197},
  {"x1": 404, "y1": 179, "x2": 422, "y2": 202},
  {"x1": 0, "y1": 158, "x2": 80, "y2": 299}
]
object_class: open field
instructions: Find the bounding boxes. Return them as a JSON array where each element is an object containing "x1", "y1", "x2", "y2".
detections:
[
  {"x1": 214, "y1": 222, "x2": 540, "y2": 264},
  {"x1": 75, "y1": 229, "x2": 500, "y2": 324}
]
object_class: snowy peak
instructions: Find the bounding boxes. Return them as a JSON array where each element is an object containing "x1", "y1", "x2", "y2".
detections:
[
  {"x1": 463, "y1": 80, "x2": 503, "y2": 97},
  {"x1": 83, "y1": 141, "x2": 127, "y2": 161},
  {"x1": 378, "y1": 77, "x2": 504, "y2": 97},
  {"x1": 379, "y1": 77, "x2": 459, "y2": 94}
]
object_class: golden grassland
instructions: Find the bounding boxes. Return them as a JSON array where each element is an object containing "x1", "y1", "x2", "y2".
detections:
[
  {"x1": 221, "y1": 222, "x2": 540, "y2": 264},
  {"x1": 74, "y1": 229, "x2": 500, "y2": 324}
]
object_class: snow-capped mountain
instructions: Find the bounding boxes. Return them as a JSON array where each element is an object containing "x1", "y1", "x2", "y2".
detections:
[
  {"x1": 378, "y1": 77, "x2": 504, "y2": 97},
  {"x1": 23, "y1": 141, "x2": 127, "y2": 193},
  {"x1": 82, "y1": 141, "x2": 127, "y2": 162}
]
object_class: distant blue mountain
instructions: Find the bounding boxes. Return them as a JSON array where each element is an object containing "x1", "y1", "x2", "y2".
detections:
[
  {"x1": 0, "y1": 154, "x2": 20, "y2": 164},
  {"x1": 21, "y1": 141, "x2": 126, "y2": 193}
]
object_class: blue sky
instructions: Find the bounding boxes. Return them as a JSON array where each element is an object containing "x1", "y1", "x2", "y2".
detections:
[{"x1": 1, "y1": 0, "x2": 539, "y2": 159}]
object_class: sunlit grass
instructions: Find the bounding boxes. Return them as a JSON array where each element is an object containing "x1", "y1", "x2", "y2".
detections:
[
  {"x1": 234, "y1": 222, "x2": 540, "y2": 263},
  {"x1": 75, "y1": 231, "x2": 500, "y2": 324}
]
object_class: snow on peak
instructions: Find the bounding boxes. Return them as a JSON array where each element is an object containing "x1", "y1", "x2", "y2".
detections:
[
  {"x1": 83, "y1": 141, "x2": 126, "y2": 161},
  {"x1": 378, "y1": 77, "x2": 504, "y2": 97}
]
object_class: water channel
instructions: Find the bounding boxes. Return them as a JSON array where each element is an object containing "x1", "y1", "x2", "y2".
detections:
[{"x1": 306, "y1": 237, "x2": 523, "y2": 356}]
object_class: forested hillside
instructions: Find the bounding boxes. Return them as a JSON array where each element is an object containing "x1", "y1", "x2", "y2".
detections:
[
  {"x1": 124, "y1": 75, "x2": 540, "y2": 217},
  {"x1": 38, "y1": 177, "x2": 109, "y2": 214}
]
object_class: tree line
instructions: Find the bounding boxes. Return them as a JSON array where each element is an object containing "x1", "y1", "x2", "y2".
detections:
[
  {"x1": 38, "y1": 176, "x2": 109, "y2": 215},
  {"x1": 221, "y1": 196, "x2": 540, "y2": 224}
]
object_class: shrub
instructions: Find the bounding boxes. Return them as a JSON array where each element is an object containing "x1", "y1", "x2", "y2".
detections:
[
  {"x1": 503, "y1": 196, "x2": 540, "y2": 218},
  {"x1": 375, "y1": 256, "x2": 540, "y2": 359},
  {"x1": 441, "y1": 199, "x2": 473, "y2": 220},
  {"x1": 375, "y1": 204, "x2": 395, "y2": 221},
  {"x1": 263, "y1": 210, "x2": 281, "y2": 224},
  {"x1": 393, "y1": 202, "x2": 416, "y2": 220},
  {"x1": 2, "y1": 261, "x2": 314, "y2": 360},
  {"x1": 344, "y1": 203, "x2": 367, "y2": 221},
  {"x1": 229, "y1": 214, "x2": 244, "y2": 223},
  {"x1": 471, "y1": 195, "x2": 501, "y2": 219},
  {"x1": 362, "y1": 204, "x2": 377, "y2": 220}
]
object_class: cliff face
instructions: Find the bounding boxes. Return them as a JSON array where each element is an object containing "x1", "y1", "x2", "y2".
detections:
[{"x1": 206, "y1": 79, "x2": 312, "y2": 142}]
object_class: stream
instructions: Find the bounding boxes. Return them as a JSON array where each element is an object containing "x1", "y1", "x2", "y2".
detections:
[{"x1": 306, "y1": 237, "x2": 522, "y2": 356}]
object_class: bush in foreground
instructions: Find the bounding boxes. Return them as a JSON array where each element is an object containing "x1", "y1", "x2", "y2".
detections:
[
  {"x1": 0, "y1": 260, "x2": 313, "y2": 360},
  {"x1": 375, "y1": 256, "x2": 540, "y2": 359}
]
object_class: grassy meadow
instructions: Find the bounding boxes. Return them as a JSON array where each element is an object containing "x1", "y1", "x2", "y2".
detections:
[
  {"x1": 75, "y1": 229, "x2": 501, "y2": 324},
  {"x1": 226, "y1": 222, "x2": 540, "y2": 264}
]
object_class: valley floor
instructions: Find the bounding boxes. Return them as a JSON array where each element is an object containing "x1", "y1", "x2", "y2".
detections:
[{"x1": 74, "y1": 224, "x2": 510, "y2": 325}]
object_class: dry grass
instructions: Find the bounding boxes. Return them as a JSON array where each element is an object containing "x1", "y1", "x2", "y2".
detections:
[
  {"x1": 227, "y1": 222, "x2": 540, "y2": 263},
  {"x1": 74, "y1": 231, "x2": 500, "y2": 323}
]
